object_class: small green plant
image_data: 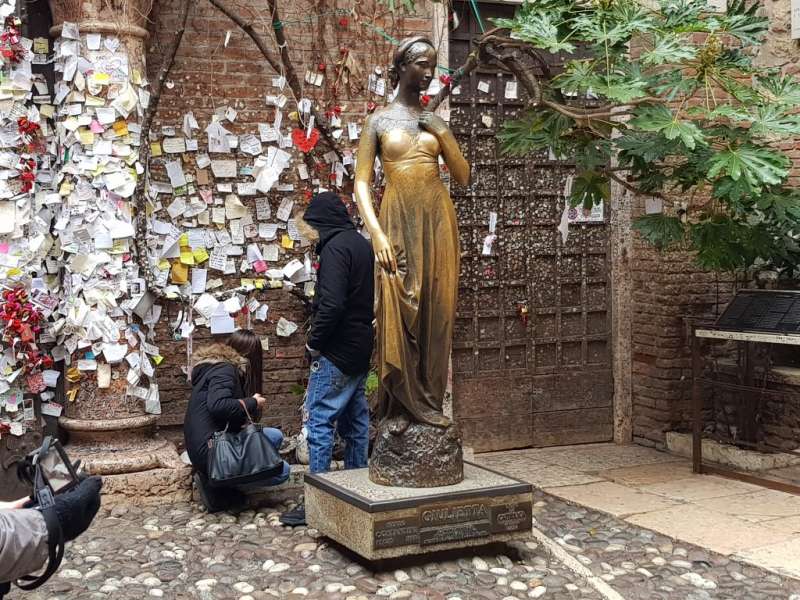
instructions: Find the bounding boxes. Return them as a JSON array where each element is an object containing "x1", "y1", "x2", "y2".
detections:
[{"x1": 365, "y1": 369, "x2": 379, "y2": 398}]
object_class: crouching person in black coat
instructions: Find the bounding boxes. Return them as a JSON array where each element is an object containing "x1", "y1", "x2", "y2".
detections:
[{"x1": 184, "y1": 330, "x2": 290, "y2": 512}]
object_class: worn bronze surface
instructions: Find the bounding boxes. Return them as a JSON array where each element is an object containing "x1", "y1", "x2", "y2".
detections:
[
  {"x1": 369, "y1": 421, "x2": 463, "y2": 487},
  {"x1": 355, "y1": 37, "x2": 470, "y2": 487}
]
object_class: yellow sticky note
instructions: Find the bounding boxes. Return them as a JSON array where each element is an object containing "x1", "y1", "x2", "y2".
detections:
[
  {"x1": 59, "y1": 181, "x2": 72, "y2": 195},
  {"x1": 150, "y1": 142, "x2": 162, "y2": 157},
  {"x1": 112, "y1": 239, "x2": 128, "y2": 253},
  {"x1": 171, "y1": 261, "x2": 189, "y2": 284},
  {"x1": 90, "y1": 72, "x2": 111, "y2": 86},
  {"x1": 112, "y1": 120, "x2": 128, "y2": 136},
  {"x1": 152, "y1": 355, "x2": 164, "y2": 365},
  {"x1": 6, "y1": 268, "x2": 21, "y2": 277},
  {"x1": 132, "y1": 69, "x2": 142, "y2": 86},
  {"x1": 158, "y1": 259, "x2": 171, "y2": 271},
  {"x1": 33, "y1": 37, "x2": 48, "y2": 54},
  {"x1": 178, "y1": 233, "x2": 189, "y2": 246},
  {"x1": 193, "y1": 248, "x2": 209, "y2": 263},
  {"x1": 179, "y1": 248, "x2": 195, "y2": 265},
  {"x1": 240, "y1": 278, "x2": 254, "y2": 288},
  {"x1": 255, "y1": 279, "x2": 266, "y2": 289},
  {"x1": 281, "y1": 234, "x2": 294, "y2": 249},
  {"x1": 78, "y1": 128, "x2": 94, "y2": 145}
]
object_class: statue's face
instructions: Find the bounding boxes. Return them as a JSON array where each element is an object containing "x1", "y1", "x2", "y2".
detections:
[{"x1": 399, "y1": 45, "x2": 436, "y2": 93}]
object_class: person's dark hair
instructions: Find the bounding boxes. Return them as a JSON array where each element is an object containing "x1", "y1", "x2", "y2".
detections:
[
  {"x1": 388, "y1": 36, "x2": 435, "y2": 89},
  {"x1": 228, "y1": 330, "x2": 263, "y2": 396}
]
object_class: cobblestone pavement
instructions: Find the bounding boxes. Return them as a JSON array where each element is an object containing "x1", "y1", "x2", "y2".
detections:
[{"x1": 15, "y1": 490, "x2": 800, "y2": 600}]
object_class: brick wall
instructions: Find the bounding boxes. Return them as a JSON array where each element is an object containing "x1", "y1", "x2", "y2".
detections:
[{"x1": 145, "y1": 0, "x2": 438, "y2": 437}]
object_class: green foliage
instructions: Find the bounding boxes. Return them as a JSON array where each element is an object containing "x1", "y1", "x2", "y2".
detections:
[
  {"x1": 365, "y1": 370, "x2": 379, "y2": 397},
  {"x1": 632, "y1": 214, "x2": 685, "y2": 250},
  {"x1": 491, "y1": 0, "x2": 799, "y2": 274},
  {"x1": 570, "y1": 171, "x2": 610, "y2": 209}
]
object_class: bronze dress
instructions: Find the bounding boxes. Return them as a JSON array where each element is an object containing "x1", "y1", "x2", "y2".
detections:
[{"x1": 369, "y1": 110, "x2": 460, "y2": 426}]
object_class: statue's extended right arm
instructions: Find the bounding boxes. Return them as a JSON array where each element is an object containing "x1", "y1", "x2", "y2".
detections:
[{"x1": 354, "y1": 116, "x2": 397, "y2": 274}]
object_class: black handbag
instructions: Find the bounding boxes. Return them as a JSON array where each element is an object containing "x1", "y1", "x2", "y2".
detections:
[{"x1": 207, "y1": 400, "x2": 283, "y2": 487}]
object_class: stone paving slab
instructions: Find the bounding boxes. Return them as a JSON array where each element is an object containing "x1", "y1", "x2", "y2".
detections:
[
  {"x1": 694, "y1": 489, "x2": 800, "y2": 524},
  {"x1": 543, "y1": 482, "x2": 680, "y2": 518},
  {"x1": 626, "y1": 505, "x2": 793, "y2": 556},
  {"x1": 736, "y1": 538, "x2": 800, "y2": 580},
  {"x1": 596, "y1": 461, "x2": 693, "y2": 487},
  {"x1": 638, "y1": 475, "x2": 764, "y2": 502}
]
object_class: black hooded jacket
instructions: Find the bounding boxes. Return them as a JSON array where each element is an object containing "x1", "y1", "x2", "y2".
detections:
[{"x1": 304, "y1": 192, "x2": 374, "y2": 375}]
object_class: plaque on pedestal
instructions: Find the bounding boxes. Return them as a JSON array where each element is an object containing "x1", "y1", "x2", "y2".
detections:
[{"x1": 305, "y1": 462, "x2": 533, "y2": 560}]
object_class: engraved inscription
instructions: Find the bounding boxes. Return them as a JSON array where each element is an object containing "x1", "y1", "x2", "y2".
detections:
[
  {"x1": 373, "y1": 516, "x2": 420, "y2": 550},
  {"x1": 418, "y1": 501, "x2": 492, "y2": 547},
  {"x1": 419, "y1": 519, "x2": 492, "y2": 546},
  {"x1": 419, "y1": 501, "x2": 490, "y2": 527},
  {"x1": 372, "y1": 498, "x2": 533, "y2": 550},
  {"x1": 491, "y1": 502, "x2": 533, "y2": 534}
]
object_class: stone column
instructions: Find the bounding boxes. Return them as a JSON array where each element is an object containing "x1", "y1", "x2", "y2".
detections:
[{"x1": 47, "y1": 0, "x2": 186, "y2": 499}]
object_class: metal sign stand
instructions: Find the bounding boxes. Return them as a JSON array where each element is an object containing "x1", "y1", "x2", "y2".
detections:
[{"x1": 691, "y1": 290, "x2": 800, "y2": 495}]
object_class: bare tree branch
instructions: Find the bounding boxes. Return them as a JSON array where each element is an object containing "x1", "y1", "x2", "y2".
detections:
[
  {"x1": 261, "y1": 0, "x2": 343, "y2": 161},
  {"x1": 135, "y1": 0, "x2": 191, "y2": 299},
  {"x1": 207, "y1": 0, "x2": 345, "y2": 172},
  {"x1": 604, "y1": 168, "x2": 664, "y2": 199}
]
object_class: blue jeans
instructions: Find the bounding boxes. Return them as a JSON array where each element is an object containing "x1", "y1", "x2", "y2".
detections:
[
  {"x1": 306, "y1": 356, "x2": 369, "y2": 474},
  {"x1": 258, "y1": 428, "x2": 291, "y2": 486}
]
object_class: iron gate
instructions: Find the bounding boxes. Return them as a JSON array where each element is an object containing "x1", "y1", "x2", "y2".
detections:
[{"x1": 448, "y1": 2, "x2": 613, "y2": 452}]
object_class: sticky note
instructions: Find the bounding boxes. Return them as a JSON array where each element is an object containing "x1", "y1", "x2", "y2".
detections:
[
  {"x1": 150, "y1": 142, "x2": 162, "y2": 157},
  {"x1": 112, "y1": 120, "x2": 128, "y2": 136},
  {"x1": 78, "y1": 128, "x2": 94, "y2": 145},
  {"x1": 152, "y1": 355, "x2": 164, "y2": 365},
  {"x1": 193, "y1": 248, "x2": 209, "y2": 263},
  {"x1": 178, "y1": 233, "x2": 189, "y2": 246},
  {"x1": 171, "y1": 261, "x2": 189, "y2": 284},
  {"x1": 157, "y1": 259, "x2": 171, "y2": 270},
  {"x1": 281, "y1": 234, "x2": 293, "y2": 249},
  {"x1": 180, "y1": 249, "x2": 195, "y2": 265}
]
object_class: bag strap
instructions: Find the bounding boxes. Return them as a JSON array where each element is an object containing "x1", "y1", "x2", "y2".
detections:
[
  {"x1": 239, "y1": 398, "x2": 255, "y2": 424},
  {"x1": 15, "y1": 506, "x2": 64, "y2": 590}
]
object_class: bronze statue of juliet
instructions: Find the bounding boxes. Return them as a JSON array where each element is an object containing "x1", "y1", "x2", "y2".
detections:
[{"x1": 355, "y1": 37, "x2": 470, "y2": 487}]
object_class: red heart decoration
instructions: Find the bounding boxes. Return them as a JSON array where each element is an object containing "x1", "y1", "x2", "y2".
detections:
[{"x1": 292, "y1": 127, "x2": 320, "y2": 153}]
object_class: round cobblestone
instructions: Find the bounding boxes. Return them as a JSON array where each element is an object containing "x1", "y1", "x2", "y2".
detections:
[{"x1": 15, "y1": 489, "x2": 800, "y2": 600}]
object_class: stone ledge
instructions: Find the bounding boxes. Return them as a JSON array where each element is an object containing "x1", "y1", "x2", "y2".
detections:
[{"x1": 666, "y1": 431, "x2": 800, "y2": 472}]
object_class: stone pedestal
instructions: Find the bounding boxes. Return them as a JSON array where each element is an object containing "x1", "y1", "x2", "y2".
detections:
[{"x1": 305, "y1": 463, "x2": 533, "y2": 560}]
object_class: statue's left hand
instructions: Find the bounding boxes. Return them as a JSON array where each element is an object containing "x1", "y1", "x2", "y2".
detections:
[{"x1": 419, "y1": 112, "x2": 449, "y2": 137}]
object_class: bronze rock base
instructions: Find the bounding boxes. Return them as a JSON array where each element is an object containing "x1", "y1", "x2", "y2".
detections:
[{"x1": 369, "y1": 420, "x2": 464, "y2": 487}]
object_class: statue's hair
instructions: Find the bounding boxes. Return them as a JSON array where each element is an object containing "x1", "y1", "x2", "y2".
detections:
[{"x1": 388, "y1": 36, "x2": 435, "y2": 88}]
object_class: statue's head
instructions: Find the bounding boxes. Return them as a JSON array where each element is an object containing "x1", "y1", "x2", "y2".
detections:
[{"x1": 389, "y1": 36, "x2": 436, "y2": 94}]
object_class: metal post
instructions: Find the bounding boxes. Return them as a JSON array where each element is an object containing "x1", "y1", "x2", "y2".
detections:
[{"x1": 691, "y1": 327, "x2": 702, "y2": 474}]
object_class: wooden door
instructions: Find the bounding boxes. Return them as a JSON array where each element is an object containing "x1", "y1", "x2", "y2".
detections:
[{"x1": 448, "y1": 1, "x2": 614, "y2": 452}]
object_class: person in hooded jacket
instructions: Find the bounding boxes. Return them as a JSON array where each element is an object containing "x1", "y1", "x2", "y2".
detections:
[
  {"x1": 184, "y1": 330, "x2": 290, "y2": 513},
  {"x1": 280, "y1": 192, "x2": 375, "y2": 527}
]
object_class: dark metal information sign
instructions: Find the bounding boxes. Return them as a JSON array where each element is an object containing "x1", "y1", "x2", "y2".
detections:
[
  {"x1": 715, "y1": 291, "x2": 800, "y2": 334},
  {"x1": 373, "y1": 499, "x2": 532, "y2": 550}
]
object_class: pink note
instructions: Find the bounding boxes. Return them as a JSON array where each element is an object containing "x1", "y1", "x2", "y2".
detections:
[
  {"x1": 253, "y1": 260, "x2": 267, "y2": 274},
  {"x1": 90, "y1": 120, "x2": 105, "y2": 134}
]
